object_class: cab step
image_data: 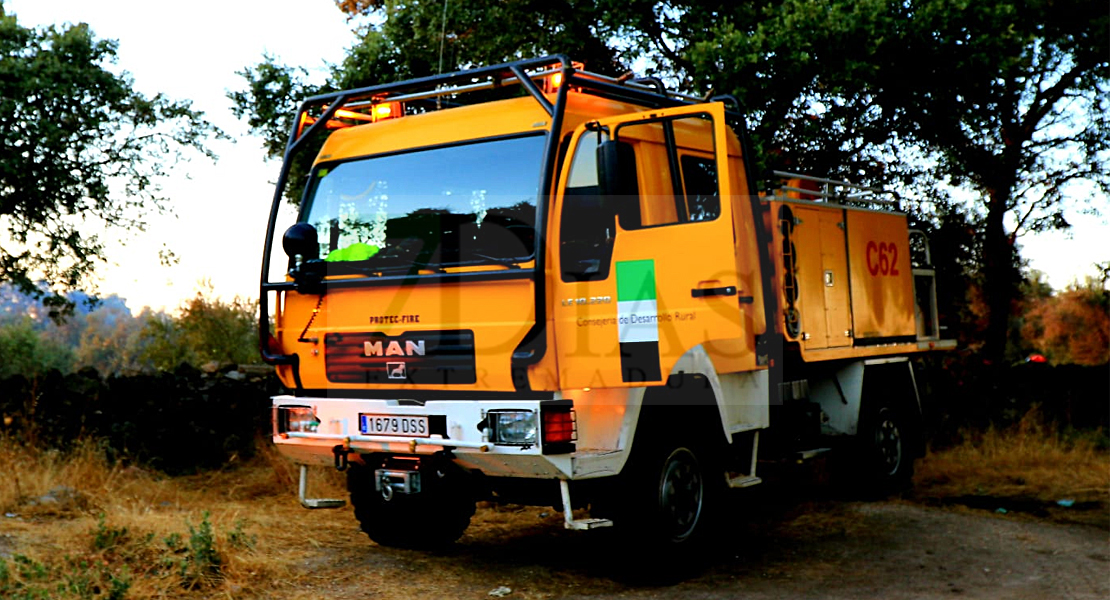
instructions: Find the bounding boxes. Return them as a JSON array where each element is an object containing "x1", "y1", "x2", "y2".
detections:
[
  {"x1": 794, "y1": 447, "x2": 833, "y2": 463},
  {"x1": 565, "y1": 517, "x2": 615, "y2": 531},
  {"x1": 298, "y1": 465, "x2": 347, "y2": 509},
  {"x1": 727, "y1": 474, "x2": 763, "y2": 488},
  {"x1": 558, "y1": 480, "x2": 613, "y2": 530}
]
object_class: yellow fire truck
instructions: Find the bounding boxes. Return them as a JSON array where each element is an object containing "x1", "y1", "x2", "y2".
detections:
[{"x1": 260, "y1": 56, "x2": 954, "y2": 556}]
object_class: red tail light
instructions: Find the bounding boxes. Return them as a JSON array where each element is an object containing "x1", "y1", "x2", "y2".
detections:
[{"x1": 542, "y1": 405, "x2": 576, "y2": 445}]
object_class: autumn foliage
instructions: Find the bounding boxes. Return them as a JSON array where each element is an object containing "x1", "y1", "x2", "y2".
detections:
[{"x1": 1022, "y1": 280, "x2": 1110, "y2": 366}]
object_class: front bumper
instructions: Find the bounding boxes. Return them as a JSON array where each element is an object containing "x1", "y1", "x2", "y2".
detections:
[{"x1": 272, "y1": 395, "x2": 583, "y2": 479}]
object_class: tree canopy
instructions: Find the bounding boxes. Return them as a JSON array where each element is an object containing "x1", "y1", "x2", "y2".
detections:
[
  {"x1": 0, "y1": 9, "x2": 224, "y2": 317},
  {"x1": 231, "y1": 0, "x2": 1109, "y2": 361}
]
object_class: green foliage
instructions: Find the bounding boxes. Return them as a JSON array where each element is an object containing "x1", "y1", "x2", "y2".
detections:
[
  {"x1": 0, "y1": 12, "x2": 225, "y2": 315},
  {"x1": 180, "y1": 512, "x2": 222, "y2": 589},
  {"x1": 177, "y1": 282, "x2": 258, "y2": 366},
  {"x1": 228, "y1": 56, "x2": 310, "y2": 163},
  {"x1": 129, "y1": 284, "x2": 258, "y2": 371},
  {"x1": 132, "y1": 310, "x2": 195, "y2": 373},
  {"x1": 92, "y1": 514, "x2": 129, "y2": 552},
  {"x1": 162, "y1": 532, "x2": 182, "y2": 551},
  {"x1": 0, "y1": 552, "x2": 128, "y2": 600},
  {"x1": 73, "y1": 304, "x2": 144, "y2": 376},
  {"x1": 1, "y1": 280, "x2": 260, "y2": 378},
  {"x1": 226, "y1": 518, "x2": 257, "y2": 550},
  {"x1": 0, "y1": 317, "x2": 75, "y2": 379},
  {"x1": 0, "y1": 508, "x2": 256, "y2": 598}
]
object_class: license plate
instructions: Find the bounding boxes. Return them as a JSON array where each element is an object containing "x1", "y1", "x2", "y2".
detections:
[{"x1": 360, "y1": 414, "x2": 430, "y2": 437}]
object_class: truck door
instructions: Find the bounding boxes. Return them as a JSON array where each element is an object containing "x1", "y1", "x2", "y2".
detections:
[{"x1": 552, "y1": 103, "x2": 747, "y2": 389}]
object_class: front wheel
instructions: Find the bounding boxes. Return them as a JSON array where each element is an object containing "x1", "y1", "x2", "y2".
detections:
[
  {"x1": 655, "y1": 447, "x2": 708, "y2": 544},
  {"x1": 611, "y1": 438, "x2": 724, "y2": 577}
]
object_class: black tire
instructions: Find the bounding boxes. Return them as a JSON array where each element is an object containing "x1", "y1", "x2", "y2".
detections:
[
  {"x1": 346, "y1": 461, "x2": 475, "y2": 549},
  {"x1": 857, "y1": 403, "x2": 915, "y2": 497},
  {"x1": 613, "y1": 437, "x2": 725, "y2": 578}
]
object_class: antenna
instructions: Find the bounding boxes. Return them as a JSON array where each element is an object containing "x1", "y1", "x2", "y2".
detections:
[{"x1": 437, "y1": 0, "x2": 449, "y2": 75}]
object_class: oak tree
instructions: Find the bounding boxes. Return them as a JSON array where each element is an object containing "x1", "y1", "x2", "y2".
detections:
[{"x1": 0, "y1": 10, "x2": 224, "y2": 317}]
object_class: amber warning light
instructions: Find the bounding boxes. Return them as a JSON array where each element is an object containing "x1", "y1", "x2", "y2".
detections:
[
  {"x1": 542, "y1": 62, "x2": 584, "y2": 94},
  {"x1": 370, "y1": 101, "x2": 402, "y2": 122},
  {"x1": 295, "y1": 101, "x2": 404, "y2": 138}
]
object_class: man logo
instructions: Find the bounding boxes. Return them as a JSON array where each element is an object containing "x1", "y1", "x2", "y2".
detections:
[
  {"x1": 386, "y1": 362, "x2": 407, "y2": 379},
  {"x1": 363, "y1": 339, "x2": 426, "y2": 357}
]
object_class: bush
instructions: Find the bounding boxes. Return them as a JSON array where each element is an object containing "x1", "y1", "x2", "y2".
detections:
[{"x1": 0, "y1": 317, "x2": 75, "y2": 379}]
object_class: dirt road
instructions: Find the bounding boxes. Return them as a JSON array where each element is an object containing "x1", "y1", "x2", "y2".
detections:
[{"x1": 280, "y1": 493, "x2": 1109, "y2": 600}]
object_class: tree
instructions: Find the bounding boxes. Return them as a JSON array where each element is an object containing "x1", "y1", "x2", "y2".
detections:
[
  {"x1": 0, "y1": 317, "x2": 74, "y2": 379},
  {"x1": 0, "y1": 9, "x2": 225, "y2": 317},
  {"x1": 875, "y1": 0, "x2": 1110, "y2": 362},
  {"x1": 74, "y1": 301, "x2": 144, "y2": 375},
  {"x1": 133, "y1": 309, "x2": 195, "y2": 372},
  {"x1": 177, "y1": 282, "x2": 258, "y2": 366},
  {"x1": 1022, "y1": 277, "x2": 1110, "y2": 365}
]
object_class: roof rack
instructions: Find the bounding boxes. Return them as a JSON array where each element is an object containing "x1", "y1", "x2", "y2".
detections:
[
  {"x1": 768, "y1": 170, "x2": 901, "y2": 210},
  {"x1": 285, "y1": 55, "x2": 732, "y2": 156}
]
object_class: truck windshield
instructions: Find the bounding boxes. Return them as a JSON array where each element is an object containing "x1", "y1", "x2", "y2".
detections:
[{"x1": 301, "y1": 135, "x2": 544, "y2": 272}]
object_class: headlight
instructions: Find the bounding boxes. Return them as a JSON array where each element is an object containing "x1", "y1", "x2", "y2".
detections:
[
  {"x1": 488, "y1": 410, "x2": 537, "y2": 445},
  {"x1": 276, "y1": 406, "x2": 319, "y2": 434}
]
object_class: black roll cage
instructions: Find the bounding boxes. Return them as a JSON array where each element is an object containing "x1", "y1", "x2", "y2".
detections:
[{"x1": 259, "y1": 55, "x2": 777, "y2": 393}]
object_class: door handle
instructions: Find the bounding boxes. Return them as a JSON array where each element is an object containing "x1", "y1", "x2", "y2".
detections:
[{"x1": 691, "y1": 286, "x2": 737, "y2": 298}]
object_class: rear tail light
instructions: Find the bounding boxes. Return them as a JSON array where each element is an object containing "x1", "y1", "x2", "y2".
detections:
[
  {"x1": 541, "y1": 402, "x2": 576, "y2": 454},
  {"x1": 542, "y1": 410, "x2": 574, "y2": 443}
]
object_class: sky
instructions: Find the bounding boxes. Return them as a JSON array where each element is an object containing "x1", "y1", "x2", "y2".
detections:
[{"x1": 6, "y1": 1, "x2": 1109, "y2": 315}]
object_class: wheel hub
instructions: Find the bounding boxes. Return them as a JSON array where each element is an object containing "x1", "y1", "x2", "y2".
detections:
[
  {"x1": 659, "y1": 448, "x2": 704, "y2": 542},
  {"x1": 875, "y1": 418, "x2": 903, "y2": 476}
]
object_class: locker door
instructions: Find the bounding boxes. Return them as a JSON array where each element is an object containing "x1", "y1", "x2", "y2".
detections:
[{"x1": 818, "y1": 210, "x2": 851, "y2": 347}]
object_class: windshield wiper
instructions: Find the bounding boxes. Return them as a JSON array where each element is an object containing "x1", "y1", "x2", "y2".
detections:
[
  {"x1": 310, "y1": 259, "x2": 443, "y2": 277},
  {"x1": 306, "y1": 254, "x2": 530, "y2": 278},
  {"x1": 468, "y1": 253, "x2": 532, "y2": 269}
]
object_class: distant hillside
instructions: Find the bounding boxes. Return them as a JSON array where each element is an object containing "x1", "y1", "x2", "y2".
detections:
[{"x1": 0, "y1": 283, "x2": 131, "y2": 323}]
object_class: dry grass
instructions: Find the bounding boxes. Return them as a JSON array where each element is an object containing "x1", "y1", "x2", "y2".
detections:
[
  {"x1": 2, "y1": 408, "x2": 1107, "y2": 598},
  {"x1": 915, "y1": 408, "x2": 1110, "y2": 507},
  {"x1": 0, "y1": 437, "x2": 356, "y2": 599}
]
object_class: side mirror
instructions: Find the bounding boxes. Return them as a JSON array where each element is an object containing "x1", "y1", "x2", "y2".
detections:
[
  {"x1": 596, "y1": 140, "x2": 640, "y2": 229},
  {"x1": 282, "y1": 223, "x2": 324, "y2": 295},
  {"x1": 282, "y1": 223, "x2": 319, "y2": 261}
]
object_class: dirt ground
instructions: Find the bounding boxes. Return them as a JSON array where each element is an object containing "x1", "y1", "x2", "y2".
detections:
[{"x1": 275, "y1": 487, "x2": 1110, "y2": 600}]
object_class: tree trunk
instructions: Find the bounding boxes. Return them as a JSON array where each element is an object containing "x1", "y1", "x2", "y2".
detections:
[{"x1": 982, "y1": 188, "x2": 1013, "y2": 365}]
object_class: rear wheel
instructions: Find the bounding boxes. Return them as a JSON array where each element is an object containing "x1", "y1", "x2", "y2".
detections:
[
  {"x1": 347, "y1": 460, "x2": 475, "y2": 549},
  {"x1": 857, "y1": 403, "x2": 914, "y2": 496}
]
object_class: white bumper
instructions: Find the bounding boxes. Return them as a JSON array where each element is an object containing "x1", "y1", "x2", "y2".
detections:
[{"x1": 272, "y1": 395, "x2": 590, "y2": 479}]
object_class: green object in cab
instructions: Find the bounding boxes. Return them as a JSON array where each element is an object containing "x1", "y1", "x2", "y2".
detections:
[{"x1": 325, "y1": 243, "x2": 380, "y2": 262}]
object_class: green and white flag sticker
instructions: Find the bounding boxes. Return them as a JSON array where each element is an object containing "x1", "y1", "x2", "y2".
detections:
[
  {"x1": 616, "y1": 259, "x2": 659, "y2": 342},
  {"x1": 616, "y1": 259, "x2": 662, "y2": 382}
]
